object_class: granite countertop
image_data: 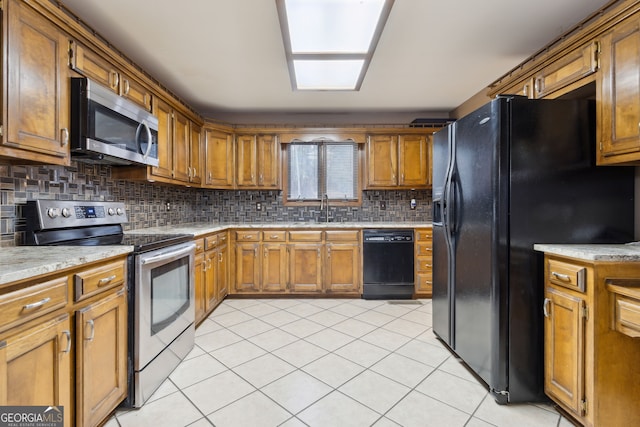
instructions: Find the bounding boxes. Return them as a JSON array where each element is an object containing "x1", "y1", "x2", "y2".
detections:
[
  {"x1": 126, "y1": 222, "x2": 432, "y2": 238},
  {"x1": 0, "y1": 246, "x2": 133, "y2": 286},
  {"x1": 534, "y1": 243, "x2": 640, "y2": 261}
]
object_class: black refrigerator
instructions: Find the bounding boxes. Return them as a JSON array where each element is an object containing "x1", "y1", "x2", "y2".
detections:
[{"x1": 431, "y1": 96, "x2": 634, "y2": 403}]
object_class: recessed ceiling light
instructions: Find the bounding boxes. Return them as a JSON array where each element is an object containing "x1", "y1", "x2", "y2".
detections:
[{"x1": 277, "y1": 0, "x2": 394, "y2": 91}]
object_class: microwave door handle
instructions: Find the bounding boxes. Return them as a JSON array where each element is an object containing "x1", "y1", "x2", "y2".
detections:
[{"x1": 136, "y1": 120, "x2": 153, "y2": 159}]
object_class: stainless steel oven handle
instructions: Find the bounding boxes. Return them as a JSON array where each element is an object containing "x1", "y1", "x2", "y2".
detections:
[{"x1": 141, "y1": 243, "x2": 194, "y2": 265}]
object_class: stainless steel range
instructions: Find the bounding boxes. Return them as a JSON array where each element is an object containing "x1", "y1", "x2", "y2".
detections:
[{"x1": 25, "y1": 200, "x2": 195, "y2": 408}]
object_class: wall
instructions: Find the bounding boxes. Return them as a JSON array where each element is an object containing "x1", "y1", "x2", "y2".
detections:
[{"x1": 0, "y1": 161, "x2": 431, "y2": 246}]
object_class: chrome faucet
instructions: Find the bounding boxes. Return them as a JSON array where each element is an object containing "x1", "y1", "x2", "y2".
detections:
[{"x1": 320, "y1": 193, "x2": 329, "y2": 223}]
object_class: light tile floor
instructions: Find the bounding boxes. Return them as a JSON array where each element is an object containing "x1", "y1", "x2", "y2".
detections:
[{"x1": 106, "y1": 298, "x2": 573, "y2": 427}]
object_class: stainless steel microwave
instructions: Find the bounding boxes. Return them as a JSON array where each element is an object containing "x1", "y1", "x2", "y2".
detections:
[{"x1": 70, "y1": 77, "x2": 159, "y2": 166}]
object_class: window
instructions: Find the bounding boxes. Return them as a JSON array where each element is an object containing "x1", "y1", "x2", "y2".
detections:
[{"x1": 286, "y1": 141, "x2": 360, "y2": 204}]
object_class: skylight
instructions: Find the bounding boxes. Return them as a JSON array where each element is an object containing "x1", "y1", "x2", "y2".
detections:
[{"x1": 277, "y1": 0, "x2": 394, "y2": 91}]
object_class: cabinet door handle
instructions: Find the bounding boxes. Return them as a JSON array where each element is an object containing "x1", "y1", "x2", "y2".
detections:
[
  {"x1": 218, "y1": 252, "x2": 222, "y2": 262},
  {"x1": 61, "y1": 330, "x2": 71, "y2": 353},
  {"x1": 551, "y1": 272, "x2": 570, "y2": 282},
  {"x1": 85, "y1": 319, "x2": 95, "y2": 341},
  {"x1": 254, "y1": 248, "x2": 257, "y2": 258},
  {"x1": 98, "y1": 275, "x2": 117, "y2": 286},
  {"x1": 110, "y1": 70, "x2": 119, "y2": 90},
  {"x1": 327, "y1": 247, "x2": 331, "y2": 258},
  {"x1": 317, "y1": 248, "x2": 321, "y2": 258},
  {"x1": 23, "y1": 297, "x2": 51, "y2": 311},
  {"x1": 61, "y1": 128, "x2": 69, "y2": 146},
  {"x1": 123, "y1": 79, "x2": 130, "y2": 96},
  {"x1": 543, "y1": 298, "x2": 551, "y2": 318},
  {"x1": 264, "y1": 248, "x2": 268, "y2": 258}
]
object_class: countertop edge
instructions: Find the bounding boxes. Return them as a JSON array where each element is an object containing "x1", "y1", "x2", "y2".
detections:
[{"x1": 534, "y1": 243, "x2": 640, "y2": 262}]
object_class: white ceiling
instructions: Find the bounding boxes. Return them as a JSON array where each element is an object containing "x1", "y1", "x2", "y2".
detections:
[{"x1": 60, "y1": 0, "x2": 612, "y2": 124}]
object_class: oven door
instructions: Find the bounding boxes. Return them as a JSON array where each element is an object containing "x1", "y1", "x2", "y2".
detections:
[{"x1": 134, "y1": 241, "x2": 195, "y2": 370}]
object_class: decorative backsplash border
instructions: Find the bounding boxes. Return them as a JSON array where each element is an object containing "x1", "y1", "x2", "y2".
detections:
[{"x1": 0, "y1": 162, "x2": 432, "y2": 246}]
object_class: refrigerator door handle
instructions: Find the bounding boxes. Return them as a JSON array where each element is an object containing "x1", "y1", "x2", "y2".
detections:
[{"x1": 433, "y1": 197, "x2": 444, "y2": 226}]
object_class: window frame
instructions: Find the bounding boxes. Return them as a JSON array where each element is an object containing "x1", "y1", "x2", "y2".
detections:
[{"x1": 282, "y1": 140, "x2": 363, "y2": 207}]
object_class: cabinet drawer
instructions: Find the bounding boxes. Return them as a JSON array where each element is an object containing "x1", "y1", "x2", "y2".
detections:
[
  {"x1": 74, "y1": 260, "x2": 126, "y2": 301},
  {"x1": 613, "y1": 295, "x2": 640, "y2": 338},
  {"x1": 204, "y1": 234, "x2": 218, "y2": 250},
  {"x1": 263, "y1": 231, "x2": 286, "y2": 242},
  {"x1": 194, "y1": 238, "x2": 205, "y2": 253},
  {"x1": 289, "y1": 231, "x2": 322, "y2": 242},
  {"x1": 416, "y1": 257, "x2": 433, "y2": 273},
  {"x1": 325, "y1": 230, "x2": 359, "y2": 242},
  {"x1": 416, "y1": 273, "x2": 432, "y2": 294},
  {"x1": 235, "y1": 230, "x2": 261, "y2": 242},
  {"x1": 0, "y1": 277, "x2": 68, "y2": 331},
  {"x1": 547, "y1": 259, "x2": 586, "y2": 292},
  {"x1": 416, "y1": 243, "x2": 432, "y2": 257},
  {"x1": 415, "y1": 229, "x2": 432, "y2": 241}
]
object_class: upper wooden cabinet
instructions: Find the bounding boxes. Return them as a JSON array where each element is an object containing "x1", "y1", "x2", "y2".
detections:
[
  {"x1": 1, "y1": 0, "x2": 70, "y2": 165},
  {"x1": 366, "y1": 134, "x2": 431, "y2": 189},
  {"x1": 598, "y1": 15, "x2": 640, "y2": 165},
  {"x1": 69, "y1": 41, "x2": 152, "y2": 111},
  {"x1": 203, "y1": 127, "x2": 235, "y2": 189},
  {"x1": 236, "y1": 134, "x2": 280, "y2": 189}
]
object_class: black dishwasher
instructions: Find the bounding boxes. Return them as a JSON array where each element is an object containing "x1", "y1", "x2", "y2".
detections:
[{"x1": 362, "y1": 229, "x2": 414, "y2": 299}]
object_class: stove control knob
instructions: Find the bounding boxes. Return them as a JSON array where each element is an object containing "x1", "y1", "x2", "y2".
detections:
[
  {"x1": 47, "y1": 208, "x2": 60, "y2": 218},
  {"x1": 61, "y1": 207, "x2": 71, "y2": 218},
  {"x1": 107, "y1": 207, "x2": 116, "y2": 216},
  {"x1": 116, "y1": 208, "x2": 124, "y2": 216}
]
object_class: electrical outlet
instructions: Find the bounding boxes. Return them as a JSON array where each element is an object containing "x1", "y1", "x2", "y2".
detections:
[
  {"x1": 165, "y1": 201, "x2": 171, "y2": 211},
  {"x1": 380, "y1": 201, "x2": 386, "y2": 210},
  {"x1": 256, "y1": 202, "x2": 262, "y2": 211},
  {"x1": 410, "y1": 198, "x2": 417, "y2": 210}
]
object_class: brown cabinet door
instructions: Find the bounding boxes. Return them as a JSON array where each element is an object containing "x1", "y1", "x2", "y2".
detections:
[
  {"x1": 262, "y1": 243, "x2": 288, "y2": 292},
  {"x1": 325, "y1": 243, "x2": 360, "y2": 293},
  {"x1": 173, "y1": 111, "x2": 191, "y2": 183},
  {"x1": 204, "y1": 250, "x2": 218, "y2": 312},
  {"x1": 152, "y1": 98, "x2": 174, "y2": 179},
  {"x1": 598, "y1": 17, "x2": 640, "y2": 165},
  {"x1": 544, "y1": 286, "x2": 586, "y2": 418},
  {"x1": 234, "y1": 243, "x2": 261, "y2": 292},
  {"x1": 366, "y1": 135, "x2": 398, "y2": 187},
  {"x1": 204, "y1": 128, "x2": 235, "y2": 188},
  {"x1": 3, "y1": 0, "x2": 70, "y2": 165},
  {"x1": 258, "y1": 134, "x2": 280, "y2": 189},
  {"x1": 70, "y1": 42, "x2": 119, "y2": 92},
  {"x1": 236, "y1": 134, "x2": 258, "y2": 188},
  {"x1": 76, "y1": 289, "x2": 127, "y2": 427},
  {"x1": 398, "y1": 135, "x2": 428, "y2": 188},
  {"x1": 194, "y1": 252, "x2": 206, "y2": 324},
  {"x1": 216, "y1": 242, "x2": 229, "y2": 300},
  {"x1": 0, "y1": 314, "x2": 72, "y2": 427},
  {"x1": 190, "y1": 122, "x2": 203, "y2": 185},
  {"x1": 119, "y1": 74, "x2": 152, "y2": 112},
  {"x1": 289, "y1": 244, "x2": 323, "y2": 292}
]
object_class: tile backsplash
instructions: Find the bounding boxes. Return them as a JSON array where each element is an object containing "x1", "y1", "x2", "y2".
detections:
[{"x1": 0, "y1": 162, "x2": 432, "y2": 246}]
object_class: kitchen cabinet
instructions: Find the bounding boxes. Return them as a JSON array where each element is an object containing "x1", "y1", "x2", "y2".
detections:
[
  {"x1": 289, "y1": 231, "x2": 324, "y2": 293},
  {"x1": 262, "y1": 232, "x2": 288, "y2": 293},
  {"x1": 203, "y1": 231, "x2": 229, "y2": 314},
  {"x1": 69, "y1": 41, "x2": 152, "y2": 111},
  {"x1": 203, "y1": 126, "x2": 235, "y2": 188},
  {"x1": 236, "y1": 134, "x2": 280, "y2": 189},
  {"x1": 189, "y1": 122, "x2": 203, "y2": 185},
  {"x1": 0, "y1": 314, "x2": 72, "y2": 427},
  {"x1": 597, "y1": 15, "x2": 640, "y2": 165},
  {"x1": 1, "y1": 0, "x2": 70, "y2": 166},
  {"x1": 324, "y1": 231, "x2": 360, "y2": 294},
  {"x1": 234, "y1": 231, "x2": 262, "y2": 293},
  {"x1": 194, "y1": 239, "x2": 206, "y2": 324},
  {"x1": 415, "y1": 228, "x2": 433, "y2": 297},
  {"x1": 366, "y1": 134, "x2": 430, "y2": 189},
  {"x1": 75, "y1": 288, "x2": 127, "y2": 427},
  {"x1": 540, "y1": 253, "x2": 640, "y2": 427}
]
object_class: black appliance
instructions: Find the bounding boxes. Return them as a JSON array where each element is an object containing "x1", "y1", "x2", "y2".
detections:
[
  {"x1": 24, "y1": 200, "x2": 195, "y2": 408},
  {"x1": 362, "y1": 229, "x2": 414, "y2": 299},
  {"x1": 70, "y1": 77, "x2": 159, "y2": 167},
  {"x1": 432, "y1": 97, "x2": 634, "y2": 403}
]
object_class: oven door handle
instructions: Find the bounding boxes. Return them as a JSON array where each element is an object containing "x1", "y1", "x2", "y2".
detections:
[{"x1": 140, "y1": 243, "x2": 195, "y2": 265}]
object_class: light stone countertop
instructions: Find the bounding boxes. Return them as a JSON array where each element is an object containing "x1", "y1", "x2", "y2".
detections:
[
  {"x1": 126, "y1": 222, "x2": 432, "y2": 238},
  {"x1": 534, "y1": 243, "x2": 640, "y2": 262},
  {"x1": 0, "y1": 246, "x2": 133, "y2": 286}
]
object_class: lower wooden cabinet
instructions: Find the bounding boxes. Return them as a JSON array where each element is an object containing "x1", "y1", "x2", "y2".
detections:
[
  {"x1": 198, "y1": 231, "x2": 229, "y2": 319},
  {"x1": 0, "y1": 314, "x2": 72, "y2": 427},
  {"x1": 194, "y1": 239, "x2": 206, "y2": 324},
  {"x1": 75, "y1": 288, "x2": 127, "y2": 427},
  {"x1": 540, "y1": 253, "x2": 640, "y2": 426},
  {"x1": 415, "y1": 228, "x2": 433, "y2": 297},
  {"x1": 289, "y1": 243, "x2": 323, "y2": 293}
]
